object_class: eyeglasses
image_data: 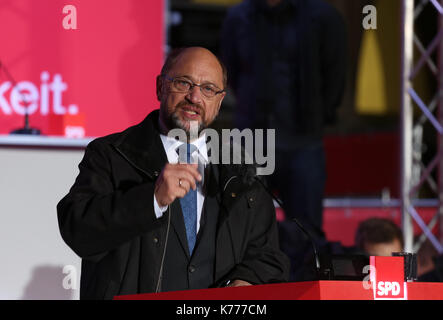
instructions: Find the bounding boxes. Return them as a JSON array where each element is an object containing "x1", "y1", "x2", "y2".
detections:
[{"x1": 162, "y1": 75, "x2": 225, "y2": 98}]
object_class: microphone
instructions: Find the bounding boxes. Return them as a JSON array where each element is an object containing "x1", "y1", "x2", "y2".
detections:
[
  {"x1": 241, "y1": 165, "x2": 321, "y2": 278},
  {"x1": 155, "y1": 205, "x2": 171, "y2": 293},
  {"x1": 0, "y1": 60, "x2": 41, "y2": 135}
]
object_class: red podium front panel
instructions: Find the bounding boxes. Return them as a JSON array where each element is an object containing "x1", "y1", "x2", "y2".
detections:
[{"x1": 114, "y1": 281, "x2": 443, "y2": 300}]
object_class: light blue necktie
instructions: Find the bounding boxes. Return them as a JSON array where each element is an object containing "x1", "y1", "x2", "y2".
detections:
[{"x1": 177, "y1": 143, "x2": 197, "y2": 255}]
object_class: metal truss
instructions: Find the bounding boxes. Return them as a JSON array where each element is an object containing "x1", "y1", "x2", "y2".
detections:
[{"x1": 401, "y1": 0, "x2": 443, "y2": 254}]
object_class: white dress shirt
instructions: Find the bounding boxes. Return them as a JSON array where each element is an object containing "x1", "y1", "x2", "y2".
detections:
[{"x1": 153, "y1": 133, "x2": 208, "y2": 233}]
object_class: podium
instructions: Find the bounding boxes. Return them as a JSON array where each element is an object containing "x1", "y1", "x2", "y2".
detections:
[
  {"x1": 114, "y1": 256, "x2": 443, "y2": 300},
  {"x1": 114, "y1": 280, "x2": 443, "y2": 300}
]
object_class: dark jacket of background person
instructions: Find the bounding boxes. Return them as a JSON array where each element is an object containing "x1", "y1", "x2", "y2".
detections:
[
  {"x1": 418, "y1": 254, "x2": 443, "y2": 282},
  {"x1": 221, "y1": 0, "x2": 347, "y2": 281},
  {"x1": 57, "y1": 110, "x2": 289, "y2": 299},
  {"x1": 221, "y1": 0, "x2": 347, "y2": 146}
]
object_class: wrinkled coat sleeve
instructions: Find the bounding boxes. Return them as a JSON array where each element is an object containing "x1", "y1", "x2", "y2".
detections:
[{"x1": 57, "y1": 139, "x2": 159, "y2": 260}]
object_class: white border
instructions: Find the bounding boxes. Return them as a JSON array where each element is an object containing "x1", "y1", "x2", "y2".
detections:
[{"x1": 0, "y1": 134, "x2": 92, "y2": 148}]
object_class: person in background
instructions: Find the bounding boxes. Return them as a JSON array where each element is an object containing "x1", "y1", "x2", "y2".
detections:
[
  {"x1": 416, "y1": 238, "x2": 443, "y2": 282},
  {"x1": 221, "y1": 0, "x2": 347, "y2": 281},
  {"x1": 354, "y1": 217, "x2": 404, "y2": 256}
]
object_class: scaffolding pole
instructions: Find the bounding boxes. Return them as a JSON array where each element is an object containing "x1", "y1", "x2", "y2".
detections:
[
  {"x1": 439, "y1": 0, "x2": 443, "y2": 246},
  {"x1": 401, "y1": 0, "x2": 443, "y2": 254}
]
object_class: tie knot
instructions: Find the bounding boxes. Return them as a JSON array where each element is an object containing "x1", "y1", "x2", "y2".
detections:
[{"x1": 176, "y1": 143, "x2": 197, "y2": 163}]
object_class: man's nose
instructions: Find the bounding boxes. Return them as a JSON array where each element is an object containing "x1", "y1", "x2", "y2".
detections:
[{"x1": 185, "y1": 85, "x2": 203, "y2": 104}]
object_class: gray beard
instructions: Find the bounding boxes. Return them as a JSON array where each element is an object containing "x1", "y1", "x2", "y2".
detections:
[
  {"x1": 159, "y1": 103, "x2": 210, "y2": 140},
  {"x1": 170, "y1": 112, "x2": 206, "y2": 134}
]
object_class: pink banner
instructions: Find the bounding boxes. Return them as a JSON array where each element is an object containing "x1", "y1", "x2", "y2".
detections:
[{"x1": 0, "y1": 0, "x2": 164, "y2": 139}]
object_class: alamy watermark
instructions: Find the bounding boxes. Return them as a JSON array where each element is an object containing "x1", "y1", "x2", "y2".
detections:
[
  {"x1": 362, "y1": 264, "x2": 375, "y2": 290},
  {"x1": 362, "y1": 5, "x2": 377, "y2": 30},
  {"x1": 62, "y1": 4, "x2": 77, "y2": 30},
  {"x1": 62, "y1": 265, "x2": 78, "y2": 290},
  {"x1": 168, "y1": 121, "x2": 275, "y2": 176}
]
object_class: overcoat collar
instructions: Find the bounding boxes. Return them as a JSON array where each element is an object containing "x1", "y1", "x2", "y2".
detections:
[{"x1": 112, "y1": 109, "x2": 167, "y2": 180}]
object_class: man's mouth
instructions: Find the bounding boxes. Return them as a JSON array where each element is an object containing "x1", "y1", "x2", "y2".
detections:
[{"x1": 181, "y1": 106, "x2": 202, "y2": 119}]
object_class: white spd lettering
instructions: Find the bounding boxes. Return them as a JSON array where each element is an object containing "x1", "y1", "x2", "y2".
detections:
[
  {"x1": 65, "y1": 126, "x2": 85, "y2": 138},
  {"x1": 0, "y1": 71, "x2": 78, "y2": 116},
  {"x1": 377, "y1": 281, "x2": 401, "y2": 296}
]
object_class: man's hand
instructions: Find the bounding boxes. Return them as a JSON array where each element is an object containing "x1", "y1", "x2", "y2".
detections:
[
  {"x1": 227, "y1": 280, "x2": 252, "y2": 287},
  {"x1": 154, "y1": 163, "x2": 202, "y2": 207}
]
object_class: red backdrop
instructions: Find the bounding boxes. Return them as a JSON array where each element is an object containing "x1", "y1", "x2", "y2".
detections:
[{"x1": 0, "y1": 0, "x2": 164, "y2": 138}]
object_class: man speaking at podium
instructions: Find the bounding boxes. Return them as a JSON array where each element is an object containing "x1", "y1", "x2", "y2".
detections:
[{"x1": 57, "y1": 47, "x2": 289, "y2": 300}]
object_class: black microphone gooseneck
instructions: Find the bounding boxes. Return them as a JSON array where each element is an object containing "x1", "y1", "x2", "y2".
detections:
[
  {"x1": 155, "y1": 205, "x2": 171, "y2": 293},
  {"x1": 0, "y1": 59, "x2": 41, "y2": 135},
  {"x1": 253, "y1": 175, "x2": 321, "y2": 278}
]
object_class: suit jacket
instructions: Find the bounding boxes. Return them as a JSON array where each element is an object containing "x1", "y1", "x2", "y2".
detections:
[{"x1": 57, "y1": 110, "x2": 290, "y2": 299}]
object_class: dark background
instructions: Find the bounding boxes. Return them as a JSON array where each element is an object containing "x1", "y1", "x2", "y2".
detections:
[{"x1": 167, "y1": 0, "x2": 439, "y2": 199}]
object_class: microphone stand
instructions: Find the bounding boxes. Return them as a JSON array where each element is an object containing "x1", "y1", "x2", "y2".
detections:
[
  {"x1": 0, "y1": 60, "x2": 41, "y2": 135},
  {"x1": 253, "y1": 176, "x2": 322, "y2": 279}
]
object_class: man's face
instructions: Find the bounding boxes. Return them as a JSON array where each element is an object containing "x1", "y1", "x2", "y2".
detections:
[
  {"x1": 157, "y1": 48, "x2": 226, "y2": 135},
  {"x1": 364, "y1": 239, "x2": 403, "y2": 257}
]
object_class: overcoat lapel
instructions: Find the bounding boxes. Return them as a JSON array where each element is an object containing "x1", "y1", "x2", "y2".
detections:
[
  {"x1": 112, "y1": 110, "x2": 191, "y2": 257},
  {"x1": 112, "y1": 110, "x2": 168, "y2": 180}
]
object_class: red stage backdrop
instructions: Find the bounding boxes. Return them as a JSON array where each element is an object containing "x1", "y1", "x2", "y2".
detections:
[{"x1": 0, "y1": 0, "x2": 164, "y2": 139}]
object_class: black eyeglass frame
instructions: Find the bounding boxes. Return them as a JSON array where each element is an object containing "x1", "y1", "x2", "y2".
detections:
[{"x1": 162, "y1": 74, "x2": 225, "y2": 98}]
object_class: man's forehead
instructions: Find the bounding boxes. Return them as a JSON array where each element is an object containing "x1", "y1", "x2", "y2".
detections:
[
  {"x1": 169, "y1": 48, "x2": 224, "y2": 83},
  {"x1": 175, "y1": 47, "x2": 217, "y2": 61}
]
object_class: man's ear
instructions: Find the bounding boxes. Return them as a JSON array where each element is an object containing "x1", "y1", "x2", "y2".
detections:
[
  {"x1": 217, "y1": 92, "x2": 226, "y2": 112},
  {"x1": 156, "y1": 75, "x2": 163, "y2": 101}
]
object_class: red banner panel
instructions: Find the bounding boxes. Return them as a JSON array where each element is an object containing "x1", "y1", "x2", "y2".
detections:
[
  {"x1": 0, "y1": 0, "x2": 164, "y2": 141},
  {"x1": 370, "y1": 256, "x2": 407, "y2": 300}
]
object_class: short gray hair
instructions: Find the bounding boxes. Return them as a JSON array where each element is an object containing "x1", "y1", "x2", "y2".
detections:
[{"x1": 160, "y1": 47, "x2": 228, "y2": 89}]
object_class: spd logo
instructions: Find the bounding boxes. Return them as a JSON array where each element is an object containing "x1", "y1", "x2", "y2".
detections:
[
  {"x1": 368, "y1": 256, "x2": 407, "y2": 300},
  {"x1": 376, "y1": 281, "x2": 401, "y2": 297}
]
